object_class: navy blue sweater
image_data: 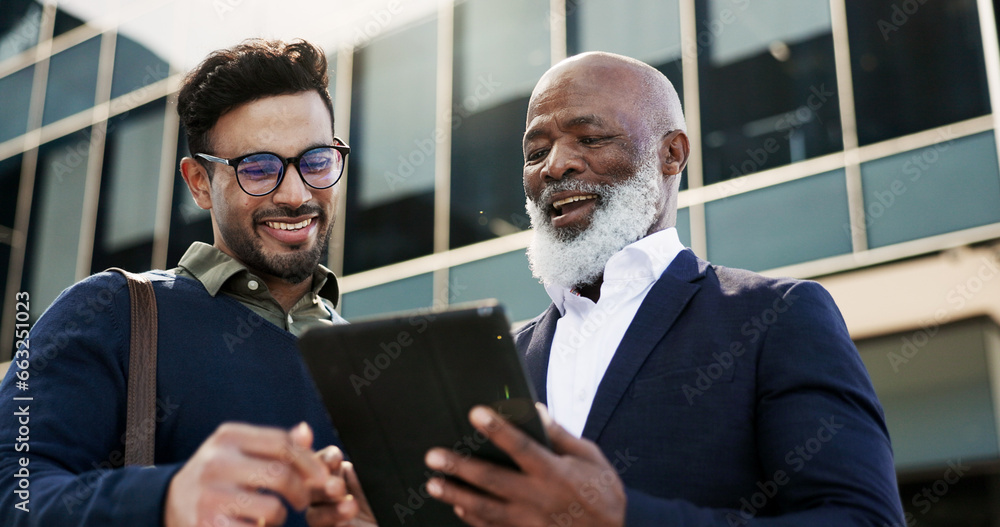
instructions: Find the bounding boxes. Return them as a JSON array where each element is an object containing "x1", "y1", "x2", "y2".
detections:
[{"x1": 0, "y1": 271, "x2": 339, "y2": 526}]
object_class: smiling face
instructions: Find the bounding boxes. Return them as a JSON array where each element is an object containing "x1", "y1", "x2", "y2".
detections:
[
  {"x1": 183, "y1": 91, "x2": 337, "y2": 284},
  {"x1": 521, "y1": 53, "x2": 688, "y2": 289}
]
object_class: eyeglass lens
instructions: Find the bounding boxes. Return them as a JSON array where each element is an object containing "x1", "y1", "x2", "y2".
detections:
[{"x1": 236, "y1": 147, "x2": 343, "y2": 195}]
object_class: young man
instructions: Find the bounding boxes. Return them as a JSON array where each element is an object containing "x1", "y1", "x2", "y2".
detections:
[
  {"x1": 0, "y1": 39, "x2": 361, "y2": 527},
  {"x1": 422, "y1": 52, "x2": 906, "y2": 526}
]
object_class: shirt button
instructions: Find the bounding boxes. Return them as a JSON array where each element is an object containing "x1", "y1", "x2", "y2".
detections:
[
  {"x1": 247, "y1": 280, "x2": 259, "y2": 291},
  {"x1": 287, "y1": 314, "x2": 294, "y2": 326},
  {"x1": 576, "y1": 389, "x2": 587, "y2": 402}
]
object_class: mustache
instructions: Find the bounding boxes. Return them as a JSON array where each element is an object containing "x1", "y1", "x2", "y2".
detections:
[
  {"x1": 531, "y1": 180, "x2": 605, "y2": 208},
  {"x1": 252, "y1": 204, "x2": 326, "y2": 223}
]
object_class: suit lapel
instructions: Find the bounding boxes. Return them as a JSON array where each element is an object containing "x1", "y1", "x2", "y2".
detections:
[
  {"x1": 522, "y1": 304, "x2": 560, "y2": 406},
  {"x1": 581, "y1": 249, "x2": 707, "y2": 442}
]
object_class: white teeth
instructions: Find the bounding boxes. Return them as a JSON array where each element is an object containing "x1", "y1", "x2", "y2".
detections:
[
  {"x1": 265, "y1": 218, "x2": 313, "y2": 231},
  {"x1": 552, "y1": 194, "x2": 598, "y2": 211}
]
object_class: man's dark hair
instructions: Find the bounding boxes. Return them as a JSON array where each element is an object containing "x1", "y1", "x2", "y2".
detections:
[{"x1": 177, "y1": 38, "x2": 334, "y2": 173}]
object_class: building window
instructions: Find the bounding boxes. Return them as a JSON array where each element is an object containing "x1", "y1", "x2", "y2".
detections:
[
  {"x1": 847, "y1": 0, "x2": 990, "y2": 146},
  {"x1": 449, "y1": 0, "x2": 551, "y2": 249},
  {"x1": 42, "y1": 36, "x2": 101, "y2": 126},
  {"x1": 345, "y1": 17, "x2": 437, "y2": 274},
  {"x1": 696, "y1": 0, "x2": 843, "y2": 185},
  {"x1": 91, "y1": 99, "x2": 166, "y2": 273}
]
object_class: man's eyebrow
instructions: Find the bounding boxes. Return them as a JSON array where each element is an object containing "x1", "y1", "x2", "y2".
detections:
[
  {"x1": 564, "y1": 115, "x2": 605, "y2": 128},
  {"x1": 523, "y1": 115, "x2": 607, "y2": 146}
]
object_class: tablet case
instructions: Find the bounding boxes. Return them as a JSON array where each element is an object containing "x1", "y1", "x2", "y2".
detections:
[{"x1": 299, "y1": 301, "x2": 548, "y2": 526}]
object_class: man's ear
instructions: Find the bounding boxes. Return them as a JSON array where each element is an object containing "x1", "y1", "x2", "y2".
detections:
[
  {"x1": 659, "y1": 130, "x2": 690, "y2": 177},
  {"x1": 180, "y1": 157, "x2": 213, "y2": 210}
]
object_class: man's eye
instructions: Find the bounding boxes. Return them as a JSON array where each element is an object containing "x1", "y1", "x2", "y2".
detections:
[
  {"x1": 581, "y1": 136, "x2": 604, "y2": 145},
  {"x1": 526, "y1": 149, "x2": 548, "y2": 162}
]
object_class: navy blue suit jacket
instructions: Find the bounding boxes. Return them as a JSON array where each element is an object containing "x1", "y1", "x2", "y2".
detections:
[{"x1": 514, "y1": 250, "x2": 905, "y2": 526}]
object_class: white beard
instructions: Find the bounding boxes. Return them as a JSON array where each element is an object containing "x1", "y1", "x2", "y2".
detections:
[{"x1": 525, "y1": 157, "x2": 663, "y2": 289}]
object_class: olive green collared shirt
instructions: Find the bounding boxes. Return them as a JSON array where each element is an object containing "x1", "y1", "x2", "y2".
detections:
[{"x1": 171, "y1": 242, "x2": 346, "y2": 336}]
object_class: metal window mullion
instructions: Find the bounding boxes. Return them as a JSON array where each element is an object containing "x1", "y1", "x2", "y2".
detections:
[
  {"x1": 328, "y1": 46, "x2": 354, "y2": 280},
  {"x1": 432, "y1": 0, "x2": 455, "y2": 306},
  {"x1": 75, "y1": 28, "x2": 118, "y2": 279},
  {"x1": 975, "y1": 0, "x2": 1000, "y2": 170},
  {"x1": 829, "y1": 0, "x2": 867, "y2": 254},
  {"x1": 0, "y1": 2, "x2": 57, "y2": 361},
  {"x1": 678, "y1": 0, "x2": 707, "y2": 258},
  {"x1": 151, "y1": 92, "x2": 179, "y2": 271},
  {"x1": 550, "y1": 0, "x2": 567, "y2": 64}
]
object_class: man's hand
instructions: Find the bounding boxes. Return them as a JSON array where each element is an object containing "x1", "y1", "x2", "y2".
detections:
[
  {"x1": 164, "y1": 422, "x2": 330, "y2": 527},
  {"x1": 306, "y1": 445, "x2": 377, "y2": 526},
  {"x1": 424, "y1": 404, "x2": 626, "y2": 527}
]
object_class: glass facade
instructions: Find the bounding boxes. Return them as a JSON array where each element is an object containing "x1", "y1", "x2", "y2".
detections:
[{"x1": 1, "y1": 3, "x2": 1000, "y2": 519}]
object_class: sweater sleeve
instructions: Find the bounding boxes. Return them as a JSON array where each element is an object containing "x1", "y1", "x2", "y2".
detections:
[
  {"x1": 622, "y1": 281, "x2": 905, "y2": 526},
  {"x1": 0, "y1": 275, "x2": 182, "y2": 526}
]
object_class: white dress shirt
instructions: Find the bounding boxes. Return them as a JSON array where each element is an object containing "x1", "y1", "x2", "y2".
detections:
[{"x1": 544, "y1": 228, "x2": 685, "y2": 438}]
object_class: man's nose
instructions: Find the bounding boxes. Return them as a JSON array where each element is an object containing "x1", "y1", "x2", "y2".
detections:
[
  {"x1": 542, "y1": 141, "x2": 586, "y2": 181},
  {"x1": 271, "y1": 163, "x2": 312, "y2": 208}
]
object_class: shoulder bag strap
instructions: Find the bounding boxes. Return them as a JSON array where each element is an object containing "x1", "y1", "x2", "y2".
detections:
[{"x1": 107, "y1": 267, "x2": 158, "y2": 466}]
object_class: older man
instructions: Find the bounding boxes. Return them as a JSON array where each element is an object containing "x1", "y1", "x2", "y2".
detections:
[
  {"x1": 0, "y1": 40, "x2": 360, "y2": 527},
  {"x1": 424, "y1": 52, "x2": 905, "y2": 526}
]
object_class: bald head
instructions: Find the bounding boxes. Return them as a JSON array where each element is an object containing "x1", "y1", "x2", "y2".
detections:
[{"x1": 528, "y1": 52, "x2": 686, "y2": 141}]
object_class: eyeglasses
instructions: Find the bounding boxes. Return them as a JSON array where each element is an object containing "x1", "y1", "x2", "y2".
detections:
[{"x1": 195, "y1": 139, "x2": 351, "y2": 196}]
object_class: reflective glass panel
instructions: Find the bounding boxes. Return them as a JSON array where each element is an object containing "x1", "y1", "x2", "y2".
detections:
[
  {"x1": 847, "y1": 0, "x2": 989, "y2": 146},
  {"x1": 857, "y1": 317, "x2": 999, "y2": 470},
  {"x1": 450, "y1": 250, "x2": 551, "y2": 323},
  {"x1": 91, "y1": 99, "x2": 166, "y2": 273},
  {"x1": 0, "y1": 0, "x2": 42, "y2": 62},
  {"x1": 341, "y1": 273, "x2": 434, "y2": 320},
  {"x1": 0, "y1": 65, "x2": 34, "y2": 144},
  {"x1": 42, "y1": 36, "x2": 101, "y2": 126},
  {"x1": 111, "y1": 6, "x2": 171, "y2": 100},
  {"x1": 449, "y1": 0, "x2": 550, "y2": 249},
  {"x1": 0, "y1": 154, "x2": 22, "y2": 230},
  {"x1": 676, "y1": 207, "x2": 691, "y2": 248},
  {"x1": 861, "y1": 131, "x2": 1000, "y2": 249},
  {"x1": 696, "y1": 0, "x2": 842, "y2": 185},
  {"x1": 345, "y1": 17, "x2": 436, "y2": 274},
  {"x1": 705, "y1": 169, "x2": 852, "y2": 271},
  {"x1": 23, "y1": 134, "x2": 90, "y2": 313}
]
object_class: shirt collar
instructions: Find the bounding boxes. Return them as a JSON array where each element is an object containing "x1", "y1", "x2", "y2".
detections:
[
  {"x1": 543, "y1": 228, "x2": 685, "y2": 316},
  {"x1": 175, "y1": 242, "x2": 340, "y2": 307}
]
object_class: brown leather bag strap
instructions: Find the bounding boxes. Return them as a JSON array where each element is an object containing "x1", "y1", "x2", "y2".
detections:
[{"x1": 107, "y1": 268, "x2": 158, "y2": 466}]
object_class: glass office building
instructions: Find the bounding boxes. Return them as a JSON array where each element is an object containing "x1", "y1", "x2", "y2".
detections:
[{"x1": 2, "y1": 0, "x2": 1000, "y2": 521}]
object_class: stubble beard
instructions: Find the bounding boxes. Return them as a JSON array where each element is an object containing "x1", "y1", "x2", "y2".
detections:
[
  {"x1": 219, "y1": 205, "x2": 332, "y2": 285},
  {"x1": 525, "y1": 156, "x2": 663, "y2": 290}
]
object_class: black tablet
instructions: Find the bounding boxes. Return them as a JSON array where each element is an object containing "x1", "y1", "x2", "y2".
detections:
[{"x1": 298, "y1": 301, "x2": 549, "y2": 527}]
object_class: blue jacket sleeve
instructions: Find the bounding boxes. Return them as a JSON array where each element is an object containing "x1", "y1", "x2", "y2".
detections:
[
  {"x1": 623, "y1": 281, "x2": 905, "y2": 526},
  {"x1": 0, "y1": 276, "x2": 182, "y2": 526}
]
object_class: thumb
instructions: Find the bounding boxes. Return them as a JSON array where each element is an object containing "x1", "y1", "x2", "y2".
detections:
[
  {"x1": 290, "y1": 421, "x2": 314, "y2": 450},
  {"x1": 536, "y1": 403, "x2": 604, "y2": 461}
]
